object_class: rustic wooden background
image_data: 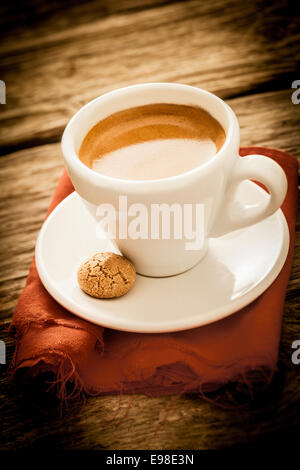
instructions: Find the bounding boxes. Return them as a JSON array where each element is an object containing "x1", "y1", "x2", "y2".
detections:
[{"x1": 0, "y1": 0, "x2": 300, "y2": 450}]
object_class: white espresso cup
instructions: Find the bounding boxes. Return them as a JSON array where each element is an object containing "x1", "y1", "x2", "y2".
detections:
[{"x1": 62, "y1": 83, "x2": 287, "y2": 277}]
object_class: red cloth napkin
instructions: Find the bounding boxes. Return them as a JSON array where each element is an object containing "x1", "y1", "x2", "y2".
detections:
[{"x1": 8, "y1": 147, "x2": 298, "y2": 399}]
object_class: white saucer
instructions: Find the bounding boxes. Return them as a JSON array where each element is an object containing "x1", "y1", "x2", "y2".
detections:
[{"x1": 35, "y1": 181, "x2": 289, "y2": 333}]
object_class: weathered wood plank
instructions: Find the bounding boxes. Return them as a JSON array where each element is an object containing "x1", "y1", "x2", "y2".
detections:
[
  {"x1": 231, "y1": 90, "x2": 300, "y2": 157},
  {"x1": 0, "y1": 102, "x2": 299, "y2": 451},
  {"x1": 1, "y1": 0, "x2": 300, "y2": 451},
  {"x1": 0, "y1": 0, "x2": 175, "y2": 36},
  {"x1": 0, "y1": 144, "x2": 63, "y2": 320},
  {"x1": 1, "y1": 0, "x2": 299, "y2": 151}
]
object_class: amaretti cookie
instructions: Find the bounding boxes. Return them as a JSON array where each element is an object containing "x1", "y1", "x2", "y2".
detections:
[{"x1": 77, "y1": 252, "x2": 136, "y2": 298}]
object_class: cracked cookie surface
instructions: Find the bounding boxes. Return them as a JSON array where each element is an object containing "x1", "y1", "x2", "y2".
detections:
[{"x1": 77, "y1": 252, "x2": 136, "y2": 298}]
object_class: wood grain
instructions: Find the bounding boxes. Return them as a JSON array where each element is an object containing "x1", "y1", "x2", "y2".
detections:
[
  {"x1": 0, "y1": 0, "x2": 300, "y2": 451},
  {"x1": 0, "y1": 0, "x2": 299, "y2": 153}
]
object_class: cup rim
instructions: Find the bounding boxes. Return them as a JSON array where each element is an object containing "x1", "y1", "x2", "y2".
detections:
[{"x1": 61, "y1": 83, "x2": 238, "y2": 192}]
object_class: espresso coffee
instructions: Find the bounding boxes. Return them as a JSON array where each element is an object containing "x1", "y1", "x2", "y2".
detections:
[{"x1": 79, "y1": 104, "x2": 226, "y2": 180}]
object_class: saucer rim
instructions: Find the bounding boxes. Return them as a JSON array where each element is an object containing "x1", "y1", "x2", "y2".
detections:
[{"x1": 35, "y1": 188, "x2": 290, "y2": 333}]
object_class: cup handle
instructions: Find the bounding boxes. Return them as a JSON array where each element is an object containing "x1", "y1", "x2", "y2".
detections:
[{"x1": 210, "y1": 154, "x2": 287, "y2": 238}]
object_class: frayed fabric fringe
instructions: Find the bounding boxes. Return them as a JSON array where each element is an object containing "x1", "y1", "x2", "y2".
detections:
[{"x1": 8, "y1": 336, "x2": 275, "y2": 413}]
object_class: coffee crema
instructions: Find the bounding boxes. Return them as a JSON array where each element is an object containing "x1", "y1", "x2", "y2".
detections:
[{"x1": 79, "y1": 104, "x2": 226, "y2": 180}]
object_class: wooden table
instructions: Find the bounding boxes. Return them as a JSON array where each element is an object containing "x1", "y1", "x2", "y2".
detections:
[{"x1": 0, "y1": 0, "x2": 300, "y2": 450}]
